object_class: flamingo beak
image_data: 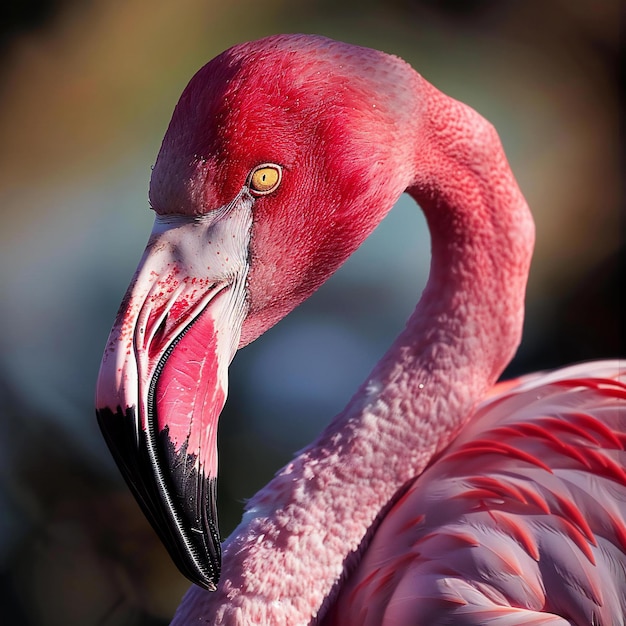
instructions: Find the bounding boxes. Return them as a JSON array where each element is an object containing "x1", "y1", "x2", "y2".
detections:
[{"x1": 95, "y1": 192, "x2": 253, "y2": 590}]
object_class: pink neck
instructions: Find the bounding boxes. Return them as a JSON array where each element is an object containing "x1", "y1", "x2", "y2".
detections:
[{"x1": 173, "y1": 81, "x2": 534, "y2": 625}]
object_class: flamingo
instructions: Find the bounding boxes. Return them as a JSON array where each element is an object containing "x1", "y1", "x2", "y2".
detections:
[{"x1": 95, "y1": 34, "x2": 625, "y2": 625}]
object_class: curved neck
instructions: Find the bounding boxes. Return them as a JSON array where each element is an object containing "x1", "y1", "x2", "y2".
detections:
[
  {"x1": 408, "y1": 80, "x2": 535, "y2": 392},
  {"x1": 172, "y1": 83, "x2": 534, "y2": 625}
]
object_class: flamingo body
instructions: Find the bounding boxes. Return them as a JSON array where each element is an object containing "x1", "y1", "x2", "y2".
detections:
[
  {"x1": 325, "y1": 361, "x2": 626, "y2": 625},
  {"x1": 94, "y1": 34, "x2": 626, "y2": 625}
]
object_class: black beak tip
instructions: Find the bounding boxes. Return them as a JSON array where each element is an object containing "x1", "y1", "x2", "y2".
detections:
[
  {"x1": 96, "y1": 406, "x2": 222, "y2": 590},
  {"x1": 196, "y1": 576, "x2": 219, "y2": 593}
]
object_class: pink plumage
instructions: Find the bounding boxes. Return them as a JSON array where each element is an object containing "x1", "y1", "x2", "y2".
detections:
[
  {"x1": 325, "y1": 362, "x2": 625, "y2": 625},
  {"x1": 95, "y1": 34, "x2": 625, "y2": 625}
]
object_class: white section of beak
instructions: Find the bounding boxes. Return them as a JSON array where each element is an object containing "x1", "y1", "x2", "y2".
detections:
[{"x1": 95, "y1": 191, "x2": 254, "y2": 417}]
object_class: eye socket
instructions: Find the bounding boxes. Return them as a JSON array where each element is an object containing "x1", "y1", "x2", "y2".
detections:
[{"x1": 248, "y1": 164, "x2": 282, "y2": 195}]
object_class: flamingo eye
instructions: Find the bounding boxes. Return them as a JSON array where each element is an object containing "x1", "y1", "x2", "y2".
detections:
[{"x1": 248, "y1": 164, "x2": 282, "y2": 195}]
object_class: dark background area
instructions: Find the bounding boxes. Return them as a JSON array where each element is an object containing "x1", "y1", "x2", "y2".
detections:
[{"x1": 0, "y1": 1, "x2": 621, "y2": 624}]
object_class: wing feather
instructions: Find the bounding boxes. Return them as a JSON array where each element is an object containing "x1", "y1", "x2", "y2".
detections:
[{"x1": 322, "y1": 361, "x2": 626, "y2": 625}]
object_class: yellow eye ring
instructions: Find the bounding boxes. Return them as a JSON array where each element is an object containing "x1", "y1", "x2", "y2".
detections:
[{"x1": 248, "y1": 164, "x2": 282, "y2": 195}]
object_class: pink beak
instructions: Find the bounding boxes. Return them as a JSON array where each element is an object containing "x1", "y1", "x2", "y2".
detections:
[{"x1": 96, "y1": 192, "x2": 253, "y2": 590}]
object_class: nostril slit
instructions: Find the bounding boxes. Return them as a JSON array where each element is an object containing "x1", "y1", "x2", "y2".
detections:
[
  {"x1": 149, "y1": 313, "x2": 169, "y2": 358},
  {"x1": 156, "y1": 313, "x2": 168, "y2": 338}
]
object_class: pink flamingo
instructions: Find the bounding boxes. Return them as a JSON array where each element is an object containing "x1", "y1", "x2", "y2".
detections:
[{"x1": 96, "y1": 35, "x2": 625, "y2": 624}]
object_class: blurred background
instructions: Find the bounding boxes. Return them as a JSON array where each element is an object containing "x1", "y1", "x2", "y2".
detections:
[{"x1": 0, "y1": 0, "x2": 621, "y2": 623}]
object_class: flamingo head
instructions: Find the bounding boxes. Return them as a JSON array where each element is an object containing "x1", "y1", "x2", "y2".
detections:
[{"x1": 95, "y1": 34, "x2": 418, "y2": 590}]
